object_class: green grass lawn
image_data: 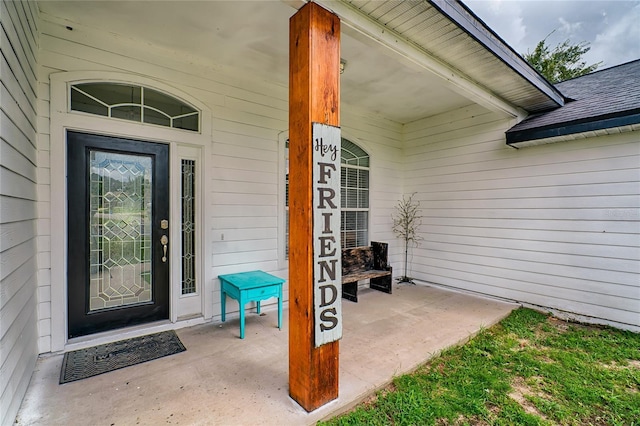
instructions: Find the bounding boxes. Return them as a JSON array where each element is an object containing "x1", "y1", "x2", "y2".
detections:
[{"x1": 322, "y1": 308, "x2": 640, "y2": 426}]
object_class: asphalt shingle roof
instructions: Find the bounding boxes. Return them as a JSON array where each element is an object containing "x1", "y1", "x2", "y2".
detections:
[{"x1": 506, "y1": 59, "x2": 640, "y2": 144}]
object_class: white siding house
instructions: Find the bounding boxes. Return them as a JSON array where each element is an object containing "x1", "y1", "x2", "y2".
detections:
[
  {"x1": 1, "y1": 2, "x2": 40, "y2": 424},
  {"x1": 0, "y1": 0, "x2": 638, "y2": 424}
]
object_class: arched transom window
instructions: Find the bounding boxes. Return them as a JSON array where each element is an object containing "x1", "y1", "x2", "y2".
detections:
[{"x1": 70, "y1": 83, "x2": 200, "y2": 132}]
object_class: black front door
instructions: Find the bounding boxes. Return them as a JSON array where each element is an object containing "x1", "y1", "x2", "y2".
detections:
[{"x1": 67, "y1": 131, "x2": 170, "y2": 338}]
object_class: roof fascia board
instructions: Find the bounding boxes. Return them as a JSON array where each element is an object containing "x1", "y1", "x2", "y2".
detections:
[
  {"x1": 430, "y1": 0, "x2": 565, "y2": 108},
  {"x1": 313, "y1": 0, "x2": 526, "y2": 119},
  {"x1": 506, "y1": 123, "x2": 640, "y2": 148},
  {"x1": 506, "y1": 111, "x2": 640, "y2": 146}
]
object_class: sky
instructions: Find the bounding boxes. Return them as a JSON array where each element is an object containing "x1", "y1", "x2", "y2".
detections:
[{"x1": 464, "y1": 0, "x2": 640, "y2": 70}]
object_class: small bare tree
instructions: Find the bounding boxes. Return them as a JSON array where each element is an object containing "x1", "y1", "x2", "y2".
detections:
[{"x1": 392, "y1": 193, "x2": 422, "y2": 283}]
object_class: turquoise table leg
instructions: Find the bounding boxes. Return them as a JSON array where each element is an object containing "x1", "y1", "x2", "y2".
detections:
[
  {"x1": 256, "y1": 301, "x2": 261, "y2": 314},
  {"x1": 239, "y1": 294, "x2": 245, "y2": 339},
  {"x1": 278, "y1": 284, "x2": 282, "y2": 330},
  {"x1": 221, "y1": 287, "x2": 226, "y2": 322}
]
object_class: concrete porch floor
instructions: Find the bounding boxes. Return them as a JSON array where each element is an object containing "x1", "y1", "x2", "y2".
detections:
[{"x1": 16, "y1": 283, "x2": 517, "y2": 425}]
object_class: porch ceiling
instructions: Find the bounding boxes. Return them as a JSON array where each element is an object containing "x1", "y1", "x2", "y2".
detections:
[
  {"x1": 37, "y1": 0, "x2": 474, "y2": 124},
  {"x1": 38, "y1": 0, "x2": 472, "y2": 123}
]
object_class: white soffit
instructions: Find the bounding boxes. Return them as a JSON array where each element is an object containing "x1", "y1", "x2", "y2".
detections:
[{"x1": 336, "y1": 0, "x2": 564, "y2": 113}]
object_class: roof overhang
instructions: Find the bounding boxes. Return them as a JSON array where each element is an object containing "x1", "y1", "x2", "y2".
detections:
[
  {"x1": 313, "y1": 0, "x2": 565, "y2": 116},
  {"x1": 429, "y1": 0, "x2": 565, "y2": 111}
]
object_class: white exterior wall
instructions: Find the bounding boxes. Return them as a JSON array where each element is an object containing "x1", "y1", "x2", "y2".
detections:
[
  {"x1": 0, "y1": 1, "x2": 40, "y2": 424},
  {"x1": 35, "y1": 13, "x2": 405, "y2": 354},
  {"x1": 404, "y1": 104, "x2": 640, "y2": 331}
]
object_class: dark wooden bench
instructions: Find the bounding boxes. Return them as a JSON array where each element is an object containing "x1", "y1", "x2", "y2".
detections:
[{"x1": 341, "y1": 241, "x2": 392, "y2": 302}]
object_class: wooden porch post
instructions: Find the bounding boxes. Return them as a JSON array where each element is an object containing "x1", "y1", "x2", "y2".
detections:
[{"x1": 288, "y1": 2, "x2": 341, "y2": 411}]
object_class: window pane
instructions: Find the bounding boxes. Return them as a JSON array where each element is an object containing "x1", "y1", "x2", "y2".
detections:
[
  {"x1": 76, "y1": 83, "x2": 141, "y2": 106},
  {"x1": 358, "y1": 169, "x2": 369, "y2": 188},
  {"x1": 342, "y1": 138, "x2": 369, "y2": 167},
  {"x1": 341, "y1": 150, "x2": 355, "y2": 163},
  {"x1": 356, "y1": 230, "x2": 367, "y2": 247},
  {"x1": 144, "y1": 107, "x2": 171, "y2": 127},
  {"x1": 285, "y1": 210, "x2": 289, "y2": 257},
  {"x1": 342, "y1": 211, "x2": 355, "y2": 229},
  {"x1": 173, "y1": 114, "x2": 199, "y2": 132},
  {"x1": 342, "y1": 211, "x2": 363, "y2": 249},
  {"x1": 111, "y1": 105, "x2": 141, "y2": 122},
  {"x1": 346, "y1": 168, "x2": 358, "y2": 188},
  {"x1": 357, "y1": 211, "x2": 368, "y2": 230},
  {"x1": 71, "y1": 89, "x2": 108, "y2": 116},
  {"x1": 145, "y1": 88, "x2": 196, "y2": 117},
  {"x1": 285, "y1": 150, "x2": 289, "y2": 207},
  {"x1": 347, "y1": 189, "x2": 358, "y2": 208},
  {"x1": 342, "y1": 231, "x2": 357, "y2": 249},
  {"x1": 358, "y1": 189, "x2": 369, "y2": 208}
]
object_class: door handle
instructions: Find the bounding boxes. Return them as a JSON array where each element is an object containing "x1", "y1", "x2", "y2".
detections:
[{"x1": 160, "y1": 235, "x2": 169, "y2": 262}]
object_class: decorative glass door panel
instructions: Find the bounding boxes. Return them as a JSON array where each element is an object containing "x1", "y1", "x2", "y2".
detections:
[
  {"x1": 67, "y1": 132, "x2": 169, "y2": 338},
  {"x1": 89, "y1": 152, "x2": 153, "y2": 311}
]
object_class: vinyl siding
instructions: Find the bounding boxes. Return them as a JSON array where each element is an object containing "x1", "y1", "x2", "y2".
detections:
[
  {"x1": 404, "y1": 104, "x2": 640, "y2": 330},
  {"x1": 36, "y1": 13, "x2": 405, "y2": 350},
  {"x1": 0, "y1": 1, "x2": 40, "y2": 425}
]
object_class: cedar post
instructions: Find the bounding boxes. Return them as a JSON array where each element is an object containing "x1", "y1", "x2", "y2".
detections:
[{"x1": 288, "y1": 2, "x2": 341, "y2": 411}]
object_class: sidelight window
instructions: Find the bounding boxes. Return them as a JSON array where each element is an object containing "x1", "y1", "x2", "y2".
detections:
[{"x1": 181, "y1": 159, "x2": 197, "y2": 295}]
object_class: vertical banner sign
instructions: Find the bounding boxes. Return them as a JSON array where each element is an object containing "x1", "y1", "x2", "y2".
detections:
[{"x1": 313, "y1": 122, "x2": 342, "y2": 347}]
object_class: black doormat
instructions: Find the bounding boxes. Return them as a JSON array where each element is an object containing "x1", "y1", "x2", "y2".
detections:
[{"x1": 60, "y1": 330, "x2": 186, "y2": 384}]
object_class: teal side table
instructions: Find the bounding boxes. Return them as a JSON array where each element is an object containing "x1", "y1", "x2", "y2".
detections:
[{"x1": 219, "y1": 270, "x2": 285, "y2": 339}]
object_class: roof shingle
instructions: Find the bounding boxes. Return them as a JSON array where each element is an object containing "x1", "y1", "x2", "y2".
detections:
[{"x1": 506, "y1": 59, "x2": 640, "y2": 145}]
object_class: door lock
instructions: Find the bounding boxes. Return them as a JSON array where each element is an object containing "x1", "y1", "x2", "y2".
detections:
[{"x1": 160, "y1": 235, "x2": 169, "y2": 262}]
